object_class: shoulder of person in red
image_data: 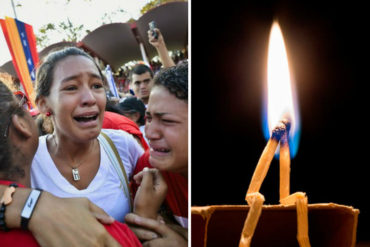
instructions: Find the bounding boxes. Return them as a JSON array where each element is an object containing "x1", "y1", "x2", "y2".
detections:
[
  {"x1": 0, "y1": 180, "x2": 142, "y2": 247},
  {"x1": 103, "y1": 111, "x2": 149, "y2": 150}
]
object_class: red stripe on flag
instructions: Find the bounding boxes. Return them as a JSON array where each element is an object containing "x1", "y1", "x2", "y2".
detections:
[{"x1": 24, "y1": 23, "x2": 39, "y2": 67}]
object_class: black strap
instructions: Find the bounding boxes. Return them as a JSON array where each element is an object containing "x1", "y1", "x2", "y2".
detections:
[{"x1": 20, "y1": 189, "x2": 43, "y2": 230}]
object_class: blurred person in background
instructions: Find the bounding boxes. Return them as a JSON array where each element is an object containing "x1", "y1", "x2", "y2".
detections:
[{"x1": 118, "y1": 96, "x2": 148, "y2": 144}]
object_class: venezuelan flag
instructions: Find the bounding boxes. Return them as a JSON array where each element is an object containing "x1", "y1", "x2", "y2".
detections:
[
  {"x1": 105, "y1": 64, "x2": 120, "y2": 98},
  {"x1": 0, "y1": 17, "x2": 39, "y2": 108}
]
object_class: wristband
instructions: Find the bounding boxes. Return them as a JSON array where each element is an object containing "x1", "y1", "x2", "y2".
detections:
[
  {"x1": 20, "y1": 189, "x2": 42, "y2": 230},
  {"x1": 0, "y1": 183, "x2": 18, "y2": 231}
]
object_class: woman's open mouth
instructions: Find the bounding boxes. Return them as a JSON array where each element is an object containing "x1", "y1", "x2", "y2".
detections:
[
  {"x1": 73, "y1": 112, "x2": 99, "y2": 127},
  {"x1": 74, "y1": 114, "x2": 98, "y2": 122}
]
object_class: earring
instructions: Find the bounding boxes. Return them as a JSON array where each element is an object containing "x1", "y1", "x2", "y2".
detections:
[{"x1": 46, "y1": 112, "x2": 52, "y2": 117}]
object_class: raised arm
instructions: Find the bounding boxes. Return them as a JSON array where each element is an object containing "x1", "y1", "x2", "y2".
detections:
[{"x1": 148, "y1": 28, "x2": 176, "y2": 68}]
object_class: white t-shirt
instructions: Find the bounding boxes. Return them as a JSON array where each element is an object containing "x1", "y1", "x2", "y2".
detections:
[
  {"x1": 139, "y1": 125, "x2": 149, "y2": 145},
  {"x1": 31, "y1": 129, "x2": 144, "y2": 222}
]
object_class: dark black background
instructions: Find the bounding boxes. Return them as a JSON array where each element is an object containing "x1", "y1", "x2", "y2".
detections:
[{"x1": 191, "y1": 0, "x2": 370, "y2": 241}]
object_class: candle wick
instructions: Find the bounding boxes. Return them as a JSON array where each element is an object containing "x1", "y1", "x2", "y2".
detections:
[
  {"x1": 271, "y1": 123, "x2": 286, "y2": 141},
  {"x1": 281, "y1": 118, "x2": 291, "y2": 132}
]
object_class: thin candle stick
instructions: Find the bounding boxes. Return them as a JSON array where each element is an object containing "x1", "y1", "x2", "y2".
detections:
[
  {"x1": 246, "y1": 122, "x2": 286, "y2": 202},
  {"x1": 296, "y1": 194, "x2": 311, "y2": 247},
  {"x1": 279, "y1": 192, "x2": 311, "y2": 247},
  {"x1": 239, "y1": 192, "x2": 265, "y2": 247},
  {"x1": 279, "y1": 131, "x2": 290, "y2": 201}
]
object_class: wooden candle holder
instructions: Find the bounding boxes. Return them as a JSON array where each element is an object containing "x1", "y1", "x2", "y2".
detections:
[{"x1": 192, "y1": 204, "x2": 359, "y2": 247}]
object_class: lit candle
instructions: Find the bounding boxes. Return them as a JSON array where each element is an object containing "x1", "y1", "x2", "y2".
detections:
[
  {"x1": 246, "y1": 122, "x2": 286, "y2": 202},
  {"x1": 263, "y1": 20, "x2": 300, "y2": 202},
  {"x1": 247, "y1": 19, "x2": 298, "y2": 202},
  {"x1": 265, "y1": 21, "x2": 298, "y2": 203},
  {"x1": 240, "y1": 21, "x2": 310, "y2": 247}
]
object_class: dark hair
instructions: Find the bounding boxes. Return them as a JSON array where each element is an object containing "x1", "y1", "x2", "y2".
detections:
[
  {"x1": 105, "y1": 97, "x2": 122, "y2": 114},
  {"x1": 0, "y1": 80, "x2": 25, "y2": 178},
  {"x1": 153, "y1": 61, "x2": 188, "y2": 102},
  {"x1": 36, "y1": 47, "x2": 105, "y2": 99},
  {"x1": 118, "y1": 97, "x2": 146, "y2": 126},
  {"x1": 130, "y1": 64, "x2": 154, "y2": 82}
]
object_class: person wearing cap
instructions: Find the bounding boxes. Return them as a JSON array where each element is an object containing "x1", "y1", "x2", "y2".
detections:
[{"x1": 118, "y1": 96, "x2": 148, "y2": 144}]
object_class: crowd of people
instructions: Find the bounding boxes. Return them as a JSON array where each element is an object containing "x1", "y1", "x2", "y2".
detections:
[{"x1": 0, "y1": 24, "x2": 188, "y2": 247}]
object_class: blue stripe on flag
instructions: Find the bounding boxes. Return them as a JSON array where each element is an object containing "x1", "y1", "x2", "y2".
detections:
[
  {"x1": 15, "y1": 19, "x2": 36, "y2": 81},
  {"x1": 105, "y1": 65, "x2": 119, "y2": 98}
]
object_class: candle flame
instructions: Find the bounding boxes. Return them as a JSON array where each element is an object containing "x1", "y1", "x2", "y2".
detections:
[{"x1": 263, "y1": 21, "x2": 300, "y2": 158}]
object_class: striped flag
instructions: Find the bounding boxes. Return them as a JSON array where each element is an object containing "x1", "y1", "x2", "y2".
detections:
[
  {"x1": 0, "y1": 17, "x2": 39, "y2": 108},
  {"x1": 105, "y1": 64, "x2": 120, "y2": 98}
]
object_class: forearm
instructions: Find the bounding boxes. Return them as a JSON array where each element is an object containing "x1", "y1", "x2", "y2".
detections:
[
  {"x1": 1, "y1": 185, "x2": 119, "y2": 246},
  {"x1": 155, "y1": 43, "x2": 176, "y2": 68},
  {"x1": 133, "y1": 206, "x2": 158, "y2": 220}
]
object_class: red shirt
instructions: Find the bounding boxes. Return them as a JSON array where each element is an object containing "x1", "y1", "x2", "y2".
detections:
[
  {"x1": 132, "y1": 151, "x2": 188, "y2": 228},
  {"x1": 103, "y1": 111, "x2": 149, "y2": 150},
  {"x1": 0, "y1": 180, "x2": 142, "y2": 247}
]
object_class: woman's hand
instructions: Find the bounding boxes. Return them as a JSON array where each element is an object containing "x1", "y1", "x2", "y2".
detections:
[
  {"x1": 148, "y1": 28, "x2": 164, "y2": 48},
  {"x1": 133, "y1": 168, "x2": 168, "y2": 219},
  {"x1": 125, "y1": 213, "x2": 187, "y2": 247}
]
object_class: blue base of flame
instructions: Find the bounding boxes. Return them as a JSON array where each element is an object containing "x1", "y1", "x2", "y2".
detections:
[{"x1": 262, "y1": 104, "x2": 301, "y2": 159}]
